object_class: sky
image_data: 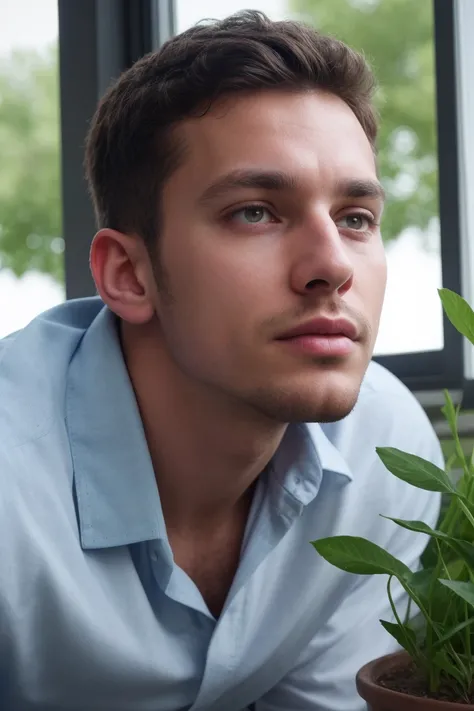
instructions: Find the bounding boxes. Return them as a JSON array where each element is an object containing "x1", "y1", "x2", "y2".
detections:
[{"x1": 0, "y1": 0, "x2": 443, "y2": 355}]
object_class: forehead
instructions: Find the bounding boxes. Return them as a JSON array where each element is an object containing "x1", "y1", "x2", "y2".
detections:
[{"x1": 172, "y1": 89, "x2": 377, "y2": 189}]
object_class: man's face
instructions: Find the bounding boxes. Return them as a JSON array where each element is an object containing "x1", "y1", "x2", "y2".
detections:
[{"x1": 154, "y1": 90, "x2": 387, "y2": 423}]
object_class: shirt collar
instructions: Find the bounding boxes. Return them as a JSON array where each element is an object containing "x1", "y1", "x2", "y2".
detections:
[
  {"x1": 269, "y1": 421, "x2": 353, "y2": 514},
  {"x1": 306, "y1": 421, "x2": 354, "y2": 482},
  {"x1": 66, "y1": 305, "x2": 352, "y2": 550},
  {"x1": 66, "y1": 306, "x2": 166, "y2": 550}
]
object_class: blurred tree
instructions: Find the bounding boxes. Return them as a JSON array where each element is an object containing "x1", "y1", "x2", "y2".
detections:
[
  {"x1": 292, "y1": 0, "x2": 438, "y2": 244},
  {"x1": 0, "y1": 45, "x2": 63, "y2": 281}
]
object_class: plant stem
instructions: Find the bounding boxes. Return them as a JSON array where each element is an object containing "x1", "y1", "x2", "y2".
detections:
[
  {"x1": 387, "y1": 576, "x2": 419, "y2": 662},
  {"x1": 387, "y1": 575, "x2": 403, "y2": 629}
]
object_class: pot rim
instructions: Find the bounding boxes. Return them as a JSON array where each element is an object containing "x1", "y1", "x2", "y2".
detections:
[{"x1": 356, "y1": 651, "x2": 474, "y2": 710}]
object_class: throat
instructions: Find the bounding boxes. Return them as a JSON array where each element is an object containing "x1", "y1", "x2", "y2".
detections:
[
  {"x1": 167, "y1": 488, "x2": 255, "y2": 618},
  {"x1": 172, "y1": 536, "x2": 243, "y2": 618}
]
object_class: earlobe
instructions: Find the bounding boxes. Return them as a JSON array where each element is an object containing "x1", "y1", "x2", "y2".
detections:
[{"x1": 90, "y1": 229, "x2": 155, "y2": 324}]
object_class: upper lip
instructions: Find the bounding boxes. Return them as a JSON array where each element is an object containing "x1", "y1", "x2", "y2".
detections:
[{"x1": 276, "y1": 317, "x2": 359, "y2": 341}]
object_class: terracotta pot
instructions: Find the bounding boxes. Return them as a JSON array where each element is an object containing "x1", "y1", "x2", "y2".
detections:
[{"x1": 356, "y1": 651, "x2": 474, "y2": 710}]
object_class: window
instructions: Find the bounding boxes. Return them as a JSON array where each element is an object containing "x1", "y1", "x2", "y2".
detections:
[
  {"x1": 56, "y1": 0, "x2": 464, "y2": 394},
  {"x1": 0, "y1": 0, "x2": 64, "y2": 338}
]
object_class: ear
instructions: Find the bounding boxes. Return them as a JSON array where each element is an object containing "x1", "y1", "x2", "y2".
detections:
[{"x1": 90, "y1": 228, "x2": 156, "y2": 324}]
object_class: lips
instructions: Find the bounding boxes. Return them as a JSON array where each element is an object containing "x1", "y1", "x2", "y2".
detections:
[{"x1": 276, "y1": 317, "x2": 359, "y2": 342}]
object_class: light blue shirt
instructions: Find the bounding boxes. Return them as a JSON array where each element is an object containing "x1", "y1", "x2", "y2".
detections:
[{"x1": 0, "y1": 298, "x2": 442, "y2": 711}]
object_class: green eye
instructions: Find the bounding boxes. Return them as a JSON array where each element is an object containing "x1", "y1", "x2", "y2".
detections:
[
  {"x1": 242, "y1": 207, "x2": 267, "y2": 223},
  {"x1": 231, "y1": 205, "x2": 276, "y2": 225},
  {"x1": 337, "y1": 213, "x2": 374, "y2": 231}
]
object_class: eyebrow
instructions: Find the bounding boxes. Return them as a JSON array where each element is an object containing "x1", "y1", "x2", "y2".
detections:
[
  {"x1": 337, "y1": 178, "x2": 386, "y2": 202},
  {"x1": 198, "y1": 169, "x2": 385, "y2": 204},
  {"x1": 198, "y1": 170, "x2": 297, "y2": 204}
]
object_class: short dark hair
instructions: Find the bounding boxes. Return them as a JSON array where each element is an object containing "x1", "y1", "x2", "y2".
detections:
[{"x1": 85, "y1": 10, "x2": 378, "y2": 251}]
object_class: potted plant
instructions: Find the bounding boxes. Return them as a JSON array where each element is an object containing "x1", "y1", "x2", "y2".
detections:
[{"x1": 313, "y1": 288, "x2": 474, "y2": 709}]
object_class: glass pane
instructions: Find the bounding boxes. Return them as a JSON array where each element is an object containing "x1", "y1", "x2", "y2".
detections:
[
  {"x1": 176, "y1": 0, "x2": 288, "y2": 29},
  {"x1": 0, "y1": 0, "x2": 64, "y2": 338},
  {"x1": 174, "y1": 0, "x2": 443, "y2": 356}
]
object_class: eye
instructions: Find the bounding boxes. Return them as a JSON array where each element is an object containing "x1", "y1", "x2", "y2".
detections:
[
  {"x1": 230, "y1": 205, "x2": 276, "y2": 225},
  {"x1": 336, "y1": 213, "x2": 376, "y2": 232}
]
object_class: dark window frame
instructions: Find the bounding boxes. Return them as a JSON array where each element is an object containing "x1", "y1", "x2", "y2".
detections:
[
  {"x1": 58, "y1": 0, "x2": 175, "y2": 300},
  {"x1": 58, "y1": 0, "x2": 464, "y2": 395}
]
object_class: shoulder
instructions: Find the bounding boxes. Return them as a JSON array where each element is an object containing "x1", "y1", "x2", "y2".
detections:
[
  {"x1": 316, "y1": 361, "x2": 442, "y2": 547},
  {"x1": 350, "y1": 360, "x2": 442, "y2": 463},
  {"x1": 0, "y1": 300, "x2": 104, "y2": 549},
  {"x1": 0, "y1": 297, "x2": 104, "y2": 448},
  {"x1": 317, "y1": 360, "x2": 443, "y2": 490},
  {"x1": 359, "y1": 358, "x2": 426, "y2": 411}
]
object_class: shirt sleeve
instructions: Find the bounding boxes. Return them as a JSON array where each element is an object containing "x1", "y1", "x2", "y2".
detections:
[{"x1": 255, "y1": 400, "x2": 443, "y2": 711}]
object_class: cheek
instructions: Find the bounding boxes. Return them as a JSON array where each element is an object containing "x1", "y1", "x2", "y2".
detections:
[
  {"x1": 162, "y1": 228, "x2": 281, "y2": 323},
  {"x1": 157, "y1": 239, "x2": 263, "y2": 368}
]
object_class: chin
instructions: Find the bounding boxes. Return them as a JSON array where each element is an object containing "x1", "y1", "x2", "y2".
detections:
[{"x1": 247, "y1": 373, "x2": 363, "y2": 424}]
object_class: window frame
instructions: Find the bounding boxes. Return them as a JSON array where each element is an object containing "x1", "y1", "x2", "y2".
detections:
[
  {"x1": 58, "y1": 0, "x2": 175, "y2": 299},
  {"x1": 58, "y1": 0, "x2": 465, "y2": 396}
]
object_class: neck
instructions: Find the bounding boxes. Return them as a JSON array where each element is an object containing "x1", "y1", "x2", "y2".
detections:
[{"x1": 121, "y1": 320, "x2": 287, "y2": 531}]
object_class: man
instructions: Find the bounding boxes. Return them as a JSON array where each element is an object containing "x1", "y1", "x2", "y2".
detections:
[{"x1": 0, "y1": 11, "x2": 441, "y2": 711}]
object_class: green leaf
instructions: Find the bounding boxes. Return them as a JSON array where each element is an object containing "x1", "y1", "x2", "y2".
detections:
[
  {"x1": 441, "y1": 390, "x2": 467, "y2": 473},
  {"x1": 432, "y1": 616, "x2": 474, "y2": 652},
  {"x1": 441, "y1": 389, "x2": 458, "y2": 431},
  {"x1": 439, "y1": 580, "x2": 474, "y2": 608},
  {"x1": 376, "y1": 447, "x2": 457, "y2": 494},
  {"x1": 439, "y1": 289, "x2": 474, "y2": 346},
  {"x1": 408, "y1": 570, "x2": 458, "y2": 623},
  {"x1": 312, "y1": 536, "x2": 412, "y2": 579},
  {"x1": 384, "y1": 518, "x2": 474, "y2": 568},
  {"x1": 380, "y1": 619, "x2": 418, "y2": 657},
  {"x1": 446, "y1": 559, "x2": 467, "y2": 580}
]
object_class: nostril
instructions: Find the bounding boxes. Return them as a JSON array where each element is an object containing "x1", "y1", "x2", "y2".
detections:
[{"x1": 305, "y1": 279, "x2": 326, "y2": 290}]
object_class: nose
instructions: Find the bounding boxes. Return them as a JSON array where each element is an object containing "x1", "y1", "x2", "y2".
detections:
[{"x1": 289, "y1": 215, "x2": 354, "y2": 297}]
